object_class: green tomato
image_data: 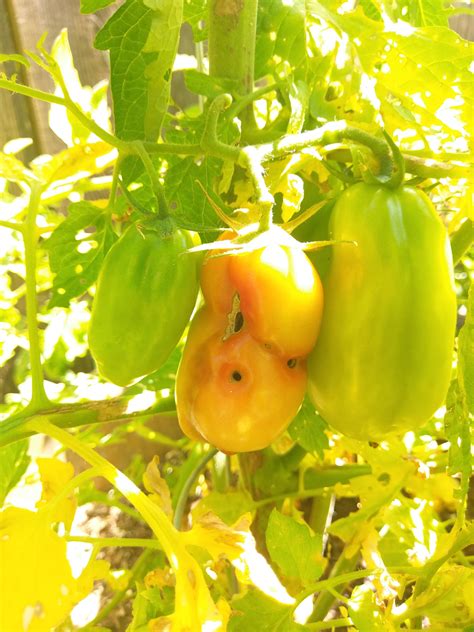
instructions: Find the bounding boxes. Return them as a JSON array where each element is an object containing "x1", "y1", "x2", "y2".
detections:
[
  {"x1": 89, "y1": 217, "x2": 201, "y2": 386},
  {"x1": 308, "y1": 183, "x2": 457, "y2": 441}
]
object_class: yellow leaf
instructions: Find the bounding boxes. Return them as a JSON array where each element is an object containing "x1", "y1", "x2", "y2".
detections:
[
  {"x1": 143, "y1": 456, "x2": 173, "y2": 518},
  {"x1": 0, "y1": 507, "x2": 107, "y2": 631},
  {"x1": 36, "y1": 457, "x2": 76, "y2": 529},
  {"x1": 274, "y1": 173, "x2": 304, "y2": 222},
  {"x1": 181, "y1": 512, "x2": 250, "y2": 563}
]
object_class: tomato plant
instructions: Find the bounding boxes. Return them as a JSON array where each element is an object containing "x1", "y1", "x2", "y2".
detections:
[{"x1": 0, "y1": 1, "x2": 472, "y2": 631}]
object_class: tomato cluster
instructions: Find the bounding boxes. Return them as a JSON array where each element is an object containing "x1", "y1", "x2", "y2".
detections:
[{"x1": 176, "y1": 230, "x2": 324, "y2": 453}]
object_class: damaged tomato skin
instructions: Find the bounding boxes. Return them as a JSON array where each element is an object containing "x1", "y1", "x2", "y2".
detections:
[
  {"x1": 176, "y1": 307, "x2": 307, "y2": 453},
  {"x1": 200, "y1": 234, "x2": 324, "y2": 358}
]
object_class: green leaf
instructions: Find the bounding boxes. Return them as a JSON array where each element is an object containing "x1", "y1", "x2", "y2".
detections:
[
  {"x1": 328, "y1": 446, "x2": 415, "y2": 542},
  {"x1": 288, "y1": 397, "x2": 329, "y2": 459},
  {"x1": 358, "y1": 0, "x2": 382, "y2": 21},
  {"x1": 459, "y1": 283, "x2": 474, "y2": 415},
  {"x1": 229, "y1": 590, "x2": 305, "y2": 631},
  {"x1": 165, "y1": 156, "x2": 223, "y2": 229},
  {"x1": 406, "y1": 565, "x2": 474, "y2": 627},
  {"x1": 198, "y1": 491, "x2": 254, "y2": 525},
  {"x1": 128, "y1": 584, "x2": 174, "y2": 631},
  {"x1": 0, "y1": 152, "x2": 30, "y2": 183},
  {"x1": 81, "y1": 0, "x2": 116, "y2": 13},
  {"x1": 387, "y1": 0, "x2": 449, "y2": 27},
  {"x1": 266, "y1": 510, "x2": 325, "y2": 585},
  {"x1": 445, "y1": 283, "x2": 473, "y2": 508},
  {"x1": 348, "y1": 584, "x2": 395, "y2": 631},
  {"x1": 184, "y1": 70, "x2": 237, "y2": 99},
  {"x1": 183, "y1": 0, "x2": 207, "y2": 42},
  {"x1": 95, "y1": 0, "x2": 183, "y2": 141},
  {"x1": 307, "y1": 3, "x2": 473, "y2": 138},
  {"x1": 255, "y1": 0, "x2": 307, "y2": 80},
  {"x1": 44, "y1": 201, "x2": 117, "y2": 308},
  {"x1": 0, "y1": 441, "x2": 30, "y2": 506}
]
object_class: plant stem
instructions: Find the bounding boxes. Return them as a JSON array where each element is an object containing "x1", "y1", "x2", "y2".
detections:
[
  {"x1": 0, "y1": 219, "x2": 23, "y2": 232},
  {"x1": 238, "y1": 146, "x2": 275, "y2": 227},
  {"x1": 66, "y1": 535, "x2": 161, "y2": 549},
  {"x1": 132, "y1": 142, "x2": 168, "y2": 219},
  {"x1": 0, "y1": 394, "x2": 177, "y2": 448},
  {"x1": 200, "y1": 94, "x2": 240, "y2": 161},
  {"x1": 23, "y1": 182, "x2": 50, "y2": 411},
  {"x1": 307, "y1": 550, "x2": 359, "y2": 623},
  {"x1": 293, "y1": 567, "x2": 374, "y2": 612},
  {"x1": 106, "y1": 156, "x2": 122, "y2": 212},
  {"x1": 0, "y1": 78, "x2": 127, "y2": 151},
  {"x1": 208, "y1": 0, "x2": 258, "y2": 134},
  {"x1": 306, "y1": 617, "x2": 353, "y2": 630},
  {"x1": 173, "y1": 447, "x2": 217, "y2": 529},
  {"x1": 91, "y1": 548, "x2": 157, "y2": 626}
]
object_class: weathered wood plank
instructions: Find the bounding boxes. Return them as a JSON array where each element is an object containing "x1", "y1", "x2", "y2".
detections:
[
  {"x1": 5, "y1": 0, "x2": 114, "y2": 155},
  {"x1": 0, "y1": 0, "x2": 36, "y2": 160}
]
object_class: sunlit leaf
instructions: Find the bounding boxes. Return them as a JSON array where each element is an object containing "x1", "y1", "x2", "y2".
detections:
[
  {"x1": 228, "y1": 589, "x2": 304, "y2": 631},
  {"x1": 81, "y1": 0, "x2": 117, "y2": 13},
  {"x1": 44, "y1": 201, "x2": 117, "y2": 307},
  {"x1": 144, "y1": 456, "x2": 173, "y2": 518},
  {"x1": 0, "y1": 507, "x2": 108, "y2": 631},
  {"x1": 288, "y1": 397, "x2": 329, "y2": 459},
  {"x1": 266, "y1": 510, "x2": 326, "y2": 586},
  {"x1": 36, "y1": 458, "x2": 76, "y2": 529},
  {"x1": 95, "y1": 0, "x2": 183, "y2": 141},
  {"x1": 0, "y1": 441, "x2": 30, "y2": 506}
]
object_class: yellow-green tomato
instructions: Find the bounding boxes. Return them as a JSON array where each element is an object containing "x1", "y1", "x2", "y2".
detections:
[
  {"x1": 89, "y1": 217, "x2": 201, "y2": 386},
  {"x1": 308, "y1": 183, "x2": 457, "y2": 441}
]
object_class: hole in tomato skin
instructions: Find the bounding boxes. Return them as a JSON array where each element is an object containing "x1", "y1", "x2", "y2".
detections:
[
  {"x1": 287, "y1": 358, "x2": 297, "y2": 369},
  {"x1": 234, "y1": 311, "x2": 244, "y2": 332},
  {"x1": 230, "y1": 370, "x2": 242, "y2": 382}
]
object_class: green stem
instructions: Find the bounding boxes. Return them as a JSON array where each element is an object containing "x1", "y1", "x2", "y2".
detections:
[
  {"x1": 87, "y1": 492, "x2": 143, "y2": 523},
  {"x1": 0, "y1": 78, "x2": 127, "y2": 151},
  {"x1": 132, "y1": 142, "x2": 168, "y2": 219},
  {"x1": 91, "y1": 548, "x2": 157, "y2": 626},
  {"x1": 238, "y1": 146, "x2": 275, "y2": 227},
  {"x1": 293, "y1": 567, "x2": 375, "y2": 613},
  {"x1": 306, "y1": 618, "x2": 353, "y2": 630},
  {"x1": 142, "y1": 141, "x2": 201, "y2": 156},
  {"x1": 0, "y1": 394, "x2": 176, "y2": 448},
  {"x1": 252, "y1": 465, "x2": 371, "y2": 508},
  {"x1": 307, "y1": 550, "x2": 359, "y2": 623},
  {"x1": 23, "y1": 183, "x2": 50, "y2": 411},
  {"x1": 228, "y1": 82, "x2": 282, "y2": 118},
  {"x1": 66, "y1": 535, "x2": 160, "y2": 549},
  {"x1": 0, "y1": 219, "x2": 23, "y2": 232},
  {"x1": 173, "y1": 447, "x2": 218, "y2": 529},
  {"x1": 212, "y1": 452, "x2": 231, "y2": 493},
  {"x1": 263, "y1": 121, "x2": 394, "y2": 181},
  {"x1": 200, "y1": 94, "x2": 240, "y2": 161},
  {"x1": 208, "y1": 0, "x2": 258, "y2": 134},
  {"x1": 106, "y1": 156, "x2": 122, "y2": 212}
]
